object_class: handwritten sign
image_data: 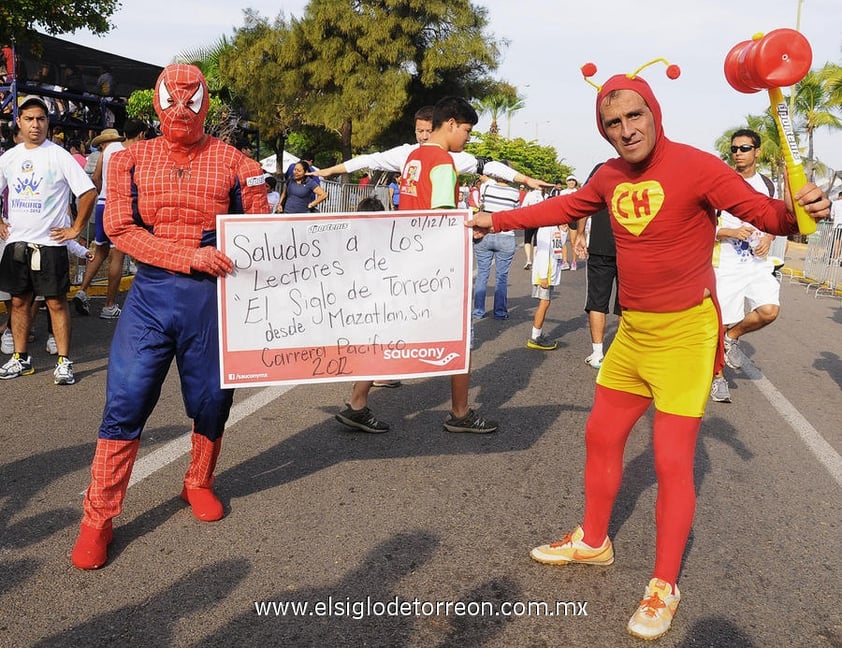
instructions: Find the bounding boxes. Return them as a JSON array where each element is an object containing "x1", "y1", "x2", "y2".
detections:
[{"x1": 217, "y1": 209, "x2": 472, "y2": 387}]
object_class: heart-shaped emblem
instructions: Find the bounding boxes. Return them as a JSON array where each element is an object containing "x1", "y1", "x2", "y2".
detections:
[{"x1": 610, "y1": 181, "x2": 664, "y2": 236}]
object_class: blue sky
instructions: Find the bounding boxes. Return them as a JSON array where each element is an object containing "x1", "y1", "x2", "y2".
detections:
[{"x1": 71, "y1": 0, "x2": 842, "y2": 180}]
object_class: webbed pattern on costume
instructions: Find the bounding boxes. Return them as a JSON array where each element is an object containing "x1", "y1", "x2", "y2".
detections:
[
  {"x1": 610, "y1": 181, "x2": 665, "y2": 236},
  {"x1": 104, "y1": 136, "x2": 268, "y2": 274}
]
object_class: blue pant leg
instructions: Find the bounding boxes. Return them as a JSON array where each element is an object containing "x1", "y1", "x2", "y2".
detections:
[
  {"x1": 473, "y1": 236, "x2": 493, "y2": 319},
  {"x1": 99, "y1": 268, "x2": 177, "y2": 441},
  {"x1": 173, "y1": 273, "x2": 233, "y2": 442},
  {"x1": 493, "y1": 234, "x2": 516, "y2": 318}
]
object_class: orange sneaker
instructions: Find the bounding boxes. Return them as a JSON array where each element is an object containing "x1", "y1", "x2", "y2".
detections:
[
  {"x1": 627, "y1": 578, "x2": 681, "y2": 640},
  {"x1": 529, "y1": 525, "x2": 614, "y2": 565}
]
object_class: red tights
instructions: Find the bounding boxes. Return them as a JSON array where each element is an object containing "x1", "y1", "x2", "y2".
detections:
[{"x1": 581, "y1": 385, "x2": 701, "y2": 587}]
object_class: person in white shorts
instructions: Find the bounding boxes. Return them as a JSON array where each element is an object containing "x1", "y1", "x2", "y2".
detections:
[{"x1": 710, "y1": 129, "x2": 780, "y2": 403}]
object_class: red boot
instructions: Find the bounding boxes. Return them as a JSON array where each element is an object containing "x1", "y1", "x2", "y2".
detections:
[
  {"x1": 71, "y1": 438, "x2": 139, "y2": 569},
  {"x1": 71, "y1": 523, "x2": 113, "y2": 570},
  {"x1": 181, "y1": 433, "x2": 224, "y2": 522}
]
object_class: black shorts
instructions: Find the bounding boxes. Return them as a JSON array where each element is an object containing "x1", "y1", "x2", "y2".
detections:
[
  {"x1": 585, "y1": 253, "x2": 620, "y2": 315},
  {"x1": 523, "y1": 228, "x2": 538, "y2": 245},
  {"x1": 0, "y1": 243, "x2": 70, "y2": 298}
]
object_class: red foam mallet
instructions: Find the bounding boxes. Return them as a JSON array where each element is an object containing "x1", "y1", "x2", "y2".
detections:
[{"x1": 724, "y1": 29, "x2": 814, "y2": 234}]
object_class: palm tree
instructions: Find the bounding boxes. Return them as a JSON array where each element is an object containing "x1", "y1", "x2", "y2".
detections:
[
  {"x1": 791, "y1": 69, "x2": 842, "y2": 181},
  {"x1": 818, "y1": 62, "x2": 842, "y2": 110},
  {"x1": 476, "y1": 93, "x2": 526, "y2": 139},
  {"x1": 475, "y1": 81, "x2": 526, "y2": 139},
  {"x1": 476, "y1": 94, "x2": 510, "y2": 136},
  {"x1": 174, "y1": 36, "x2": 244, "y2": 144},
  {"x1": 175, "y1": 36, "x2": 234, "y2": 99},
  {"x1": 503, "y1": 95, "x2": 525, "y2": 138}
]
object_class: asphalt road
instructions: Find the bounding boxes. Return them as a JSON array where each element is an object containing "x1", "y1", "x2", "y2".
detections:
[{"x1": 1, "y1": 250, "x2": 840, "y2": 648}]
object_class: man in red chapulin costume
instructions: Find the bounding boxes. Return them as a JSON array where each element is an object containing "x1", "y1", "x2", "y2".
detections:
[
  {"x1": 468, "y1": 60, "x2": 830, "y2": 640},
  {"x1": 71, "y1": 64, "x2": 270, "y2": 570}
]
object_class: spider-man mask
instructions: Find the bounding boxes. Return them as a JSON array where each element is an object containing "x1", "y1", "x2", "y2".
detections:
[{"x1": 154, "y1": 64, "x2": 209, "y2": 147}]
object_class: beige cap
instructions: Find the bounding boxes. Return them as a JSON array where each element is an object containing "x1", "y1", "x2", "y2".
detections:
[{"x1": 17, "y1": 95, "x2": 49, "y2": 113}]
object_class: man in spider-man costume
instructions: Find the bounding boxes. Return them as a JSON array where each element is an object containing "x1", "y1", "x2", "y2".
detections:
[
  {"x1": 71, "y1": 65, "x2": 269, "y2": 569},
  {"x1": 469, "y1": 71, "x2": 830, "y2": 639}
]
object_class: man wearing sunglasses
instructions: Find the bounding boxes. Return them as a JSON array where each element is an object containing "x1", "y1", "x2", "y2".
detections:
[{"x1": 710, "y1": 129, "x2": 781, "y2": 403}]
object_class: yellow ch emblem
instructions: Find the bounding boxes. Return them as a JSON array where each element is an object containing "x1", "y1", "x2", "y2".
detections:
[{"x1": 610, "y1": 181, "x2": 664, "y2": 236}]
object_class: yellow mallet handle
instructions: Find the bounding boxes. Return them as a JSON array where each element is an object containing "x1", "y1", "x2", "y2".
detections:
[{"x1": 768, "y1": 86, "x2": 816, "y2": 235}]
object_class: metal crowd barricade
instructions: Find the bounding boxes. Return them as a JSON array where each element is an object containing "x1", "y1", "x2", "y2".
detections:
[
  {"x1": 799, "y1": 220, "x2": 842, "y2": 299},
  {"x1": 319, "y1": 180, "x2": 392, "y2": 213},
  {"x1": 816, "y1": 224, "x2": 842, "y2": 299}
]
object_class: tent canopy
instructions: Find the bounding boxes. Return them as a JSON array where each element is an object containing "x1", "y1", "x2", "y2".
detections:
[{"x1": 260, "y1": 151, "x2": 301, "y2": 175}]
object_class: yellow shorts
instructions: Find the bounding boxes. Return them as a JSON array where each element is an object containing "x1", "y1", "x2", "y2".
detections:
[{"x1": 596, "y1": 298, "x2": 719, "y2": 418}]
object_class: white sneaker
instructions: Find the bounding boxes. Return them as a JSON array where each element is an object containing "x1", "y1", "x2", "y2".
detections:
[
  {"x1": 584, "y1": 352, "x2": 603, "y2": 369},
  {"x1": 0, "y1": 353, "x2": 34, "y2": 379},
  {"x1": 530, "y1": 525, "x2": 614, "y2": 565},
  {"x1": 710, "y1": 376, "x2": 731, "y2": 402},
  {"x1": 1, "y1": 329, "x2": 13, "y2": 355},
  {"x1": 724, "y1": 335, "x2": 744, "y2": 369},
  {"x1": 99, "y1": 304, "x2": 121, "y2": 320},
  {"x1": 45, "y1": 334, "x2": 58, "y2": 355},
  {"x1": 53, "y1": 357, "x2": 75, "y2": 385},
  {"x1": 627, "y1": 578, "x2": 681, "y2": 640}
]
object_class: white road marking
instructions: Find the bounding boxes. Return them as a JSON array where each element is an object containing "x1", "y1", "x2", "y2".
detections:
[
  {"x1": 80, "y1": 386, "x2": 295, "y2": 493},
  {"x1": 742, "y1": 358, "x2": 842, "y2": 489},
  {"x1": 127, "y1": 385, "x2": 294, "y2": 487}
]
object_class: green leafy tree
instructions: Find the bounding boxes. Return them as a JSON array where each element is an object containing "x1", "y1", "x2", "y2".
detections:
[
  {"x1": 1, "y1": 0, "x2": 119, "y2": 47},
  {"x1": 221, "y1": 1, "x2": 504, "y2": 169},
  {"x1": 125, "y1": 89, "x2": 155, "y2": 122},
  {"x1": 219, "y1": 10, "x2": 313, "y2": 172},
  {"x1": 466, "y1": 132, "x2": 571, "y2": 182}
]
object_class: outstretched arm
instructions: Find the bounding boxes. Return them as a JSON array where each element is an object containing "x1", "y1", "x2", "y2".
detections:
[
  {"x1": 513, "y1": 172, "x2": 554, "y2": 191},
  {"x1": 311, "y1": 162, "x2": 348, "y2": 178},
  {"x1": 312, "y1": 144, "x2": 416, "y2": 177}
]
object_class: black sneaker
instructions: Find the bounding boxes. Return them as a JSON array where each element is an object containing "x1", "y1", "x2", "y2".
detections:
[
  {"x1": 443, "y1": 409, "x2": 498, "y2": 434},
  {"x1": 335, "y1": 404, "x2": 390, "y2": 433},
  {"x1": 527, "y1": 334, "x2": 557, "y2": 350},
  {"x1": 372, "y1": 380, "x2": 401, "y2": 388}
]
